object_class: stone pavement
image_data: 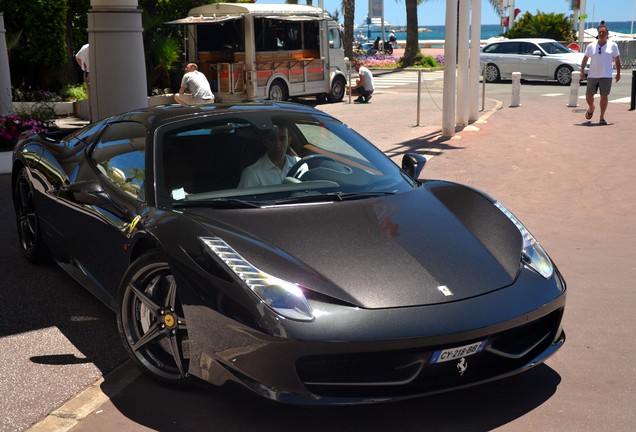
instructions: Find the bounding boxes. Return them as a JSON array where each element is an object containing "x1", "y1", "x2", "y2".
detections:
[{"x1": 32, "y1": 81, "x2": 635, "y2": 432}]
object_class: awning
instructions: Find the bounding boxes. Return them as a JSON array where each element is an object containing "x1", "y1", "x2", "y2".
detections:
[
  {"x1": 165, "y1": 15, "x2": 243, "y2": 25},
  {"x1": 261, "y1": 15, "x2": 325, "y2": 22}
]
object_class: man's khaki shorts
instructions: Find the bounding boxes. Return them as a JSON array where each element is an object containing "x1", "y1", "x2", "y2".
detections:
[{"x1": 586, "y1": 77, "x2": 612, "y2": 96}]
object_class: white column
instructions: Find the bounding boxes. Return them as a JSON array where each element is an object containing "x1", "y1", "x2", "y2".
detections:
[
  {"x1": 456, "y1": 0, "x2": 470, "y2": 127},
  {"x1": 468, "y1": 0, "x2": 481, "y2": 122},
  {"x1": 88, "y1": 0, "x2": 147, "y2": 121},
  {"x1": 508, "y1": 0, "x2": 516, "y2": 30},
  {"x1": 442, "y1": 0, "x2": 458, "y2": 138},
  {"x1": 578, "y1": 0, "x2": 587, "y2": 48},
  {"x1": 0, "y1": 14, "x2": 12, "y2": 115}
]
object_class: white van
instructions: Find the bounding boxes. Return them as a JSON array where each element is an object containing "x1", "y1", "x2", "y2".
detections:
[{"x1": 168, "y1": 3, "x2": 347, "y2": 103}]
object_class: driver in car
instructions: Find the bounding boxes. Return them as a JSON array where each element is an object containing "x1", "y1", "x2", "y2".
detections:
[{"x1": 237, "y1": 123, "x2": 300, "y2": 188}]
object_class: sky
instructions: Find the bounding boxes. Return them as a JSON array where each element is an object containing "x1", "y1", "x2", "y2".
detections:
[{"x1": 264, "y1": 0, "x2": 636, "y2": 26}]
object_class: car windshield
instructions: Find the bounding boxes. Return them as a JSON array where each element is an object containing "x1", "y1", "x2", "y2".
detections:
[
  {"x1": 539, "y1": 41, "x2": 572, "y2": 54},
  {"x1": 154, "y1": 111, "x2": 415, "y2": 208}
]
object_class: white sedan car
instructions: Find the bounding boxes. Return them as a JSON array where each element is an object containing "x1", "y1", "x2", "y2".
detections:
[{"x1": 480, "y1": 38, "x2": 587, "y2": 85}]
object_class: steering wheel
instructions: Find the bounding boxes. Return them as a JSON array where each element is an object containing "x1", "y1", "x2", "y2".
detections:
[{"x1": 287, "y1": 154, "x2": 337, "y2": 179}]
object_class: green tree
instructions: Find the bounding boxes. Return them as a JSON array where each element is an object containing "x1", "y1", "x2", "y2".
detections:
[
  {"x1": 504, "y1": 11, "x2": 575, "y2": 41},
  {"x1": 342, "y1": 0, "x2": 355, "y2": 59},
  {"x1": 1, "y1": 0, "x2": 71, "y2": 89}
]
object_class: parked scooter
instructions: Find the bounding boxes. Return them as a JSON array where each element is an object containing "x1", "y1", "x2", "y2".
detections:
[{"x1": 356, "y1": 39, "x2": 393, "y2": 56}]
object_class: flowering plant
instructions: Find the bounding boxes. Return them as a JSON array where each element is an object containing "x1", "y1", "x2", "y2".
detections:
[{"x1": 0, "y1": 113, "x2": 53, "y2": 151}]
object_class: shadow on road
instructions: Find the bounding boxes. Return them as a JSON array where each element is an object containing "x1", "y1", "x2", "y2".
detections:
[
  {"x1": 95, "y1": 363, "x2": 560, "y2": 431},
  {"x1": 0, "y1": 173, "x2": 127, "y2": 373}
]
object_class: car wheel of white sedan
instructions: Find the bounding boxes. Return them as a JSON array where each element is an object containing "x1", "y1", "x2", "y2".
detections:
[
  {"x1": 117, "y1": 252, "x2": 191, "y2": 385},
  {"x1": 484, "y1": 64, "x2": 501, "y2": 83},
  {"x1": 556, "y1": 65, "x2": 573, "y2": 85}
]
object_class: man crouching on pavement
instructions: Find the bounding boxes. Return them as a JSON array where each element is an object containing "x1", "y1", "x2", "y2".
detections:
[
  {"x1": 174, "y1": 63, "x2": 215, "y2": 105},
  {"x1": 346, "y1": 60, "x2": 375, "y2": 103}
]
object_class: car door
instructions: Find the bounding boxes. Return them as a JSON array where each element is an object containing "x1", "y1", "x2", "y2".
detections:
[
  {"x1": 483, "y1": 41, "x2": 521, "y2": 79},
  {"x1": 55, "y1": 121, "x2": 148, "y2": 305},
  {"x1": 517, "y1": 42, "x2": 549, "y2": 80}
]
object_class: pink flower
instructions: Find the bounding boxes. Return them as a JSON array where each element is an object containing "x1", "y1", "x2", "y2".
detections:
[{"x1": 0, "y1": 114, "x2": 51, "y2": 150}]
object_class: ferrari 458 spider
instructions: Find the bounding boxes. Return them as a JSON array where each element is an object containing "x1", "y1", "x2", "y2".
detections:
[{"x1": 11, "y1": 102, "x2": 565, "y2": 404}]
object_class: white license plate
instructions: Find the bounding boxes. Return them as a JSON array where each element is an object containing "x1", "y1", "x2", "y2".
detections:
[{"x1": 429, "y1": 340, "x2": 487, "y2": 364}]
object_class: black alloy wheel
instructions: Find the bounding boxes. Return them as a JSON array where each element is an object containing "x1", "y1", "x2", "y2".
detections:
[
  {"x1": 13, "y1": 168, "x2": 50, "y2": 263},
  {"x1": 117, "y1": 252, "x2": 191, "y2": 385}
]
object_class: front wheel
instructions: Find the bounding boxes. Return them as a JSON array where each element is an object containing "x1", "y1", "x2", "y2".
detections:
[
  {"x1": 327, "y1": 76, "x2": 346, "y2": 103},
  {"x1": 117, "y1": 252, "x2": 191, "y2": 385},
  {"x1": 13, "y1": 167, "x2": 50, "y2": 263},
  {"x1": 556, "y1": 65, "x2": 573, "y2": 85}
]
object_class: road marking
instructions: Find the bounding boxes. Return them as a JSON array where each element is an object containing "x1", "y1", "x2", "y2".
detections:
[
  {"x1": 578, "y1": 95, "x2": 631, "y2": 104},
  {"x1": 542, "y1": 93, "x2": 565, "y2": 97},
  {"x1": 610, "y1": 96, "x2": 631, "y2": 104},
  {"x1": 372, "y1": 71, "x2": 444, "y2": 88}
]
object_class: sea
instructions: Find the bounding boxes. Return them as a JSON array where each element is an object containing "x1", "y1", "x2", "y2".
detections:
[{"x1": 362, "y1": 20, "x2": 635, "y2": 42}]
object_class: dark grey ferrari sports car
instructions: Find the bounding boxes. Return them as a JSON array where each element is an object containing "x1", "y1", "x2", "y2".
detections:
[{"x1": 11, "y1": 102, "x2": 566, "y2": 405}]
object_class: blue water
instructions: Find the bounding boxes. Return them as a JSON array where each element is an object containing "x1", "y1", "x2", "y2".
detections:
[{"x1": 364, "y1": 20, "x2": 634, "y2": 41}]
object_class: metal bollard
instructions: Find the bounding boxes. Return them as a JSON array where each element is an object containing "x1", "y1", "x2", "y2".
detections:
[
  {"x1": 510, "y1": 72, "x2": 521, "y2": 107},
  {"x1": 568, "y1": 71, "x2": 581, "y2": 107},
  {"x1": 416, "y1": 70, "x2": 422, "y2": 126},
  {"x1": 481, "y1": 64, "x2": 486, "y2": 112},
  {"x1": 630, "y1": 70, "x2": 635, "y2": 111}
]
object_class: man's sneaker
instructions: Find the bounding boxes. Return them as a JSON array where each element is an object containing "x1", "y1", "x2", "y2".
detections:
[
  {"x1": 365, "y1": 95, "x2": 372, "y2": 102},
  {"x1": 354, "y1": 97, "x2": 364, "y2": 103}
]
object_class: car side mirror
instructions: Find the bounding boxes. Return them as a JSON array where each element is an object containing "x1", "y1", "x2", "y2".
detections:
[
  {"x1": 64, "y1": 180, "x2": 130, "y2": 216},
  {"x1": 402, "y1": 153, "x2": 427, "y2": 180},
  {"x1": 65, "y1": 180, "x2": 110, "y2": 206},
  {"x1": 532, "y1": 50, "x2": 544, "y2": 56}
]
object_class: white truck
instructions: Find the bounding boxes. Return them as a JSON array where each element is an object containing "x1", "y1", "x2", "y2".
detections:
[{"x1": 168, "y1": 3, "x2": 348, "y2": 103}]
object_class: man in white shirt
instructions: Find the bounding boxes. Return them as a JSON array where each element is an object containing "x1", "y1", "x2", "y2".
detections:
[
  {"x1": 346, "y1": 60, "x2": 375, "y2": 103},
  {"x1": 238, "y1": 124, "x2": 300, "y2": 188},
  {"x1": 75, "y1": 44, "x2": 89, "y2": 82},
  {"x1": 174, "y1": 63, "x2": 215, "y2": 105},
  {"x1": 580, "y1": 22, "x2": 621, "y2": 125}
]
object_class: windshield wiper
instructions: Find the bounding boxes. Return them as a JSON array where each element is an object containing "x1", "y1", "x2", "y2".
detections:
[
  {"x1": 273, "y1": 191, "x2": 396, "y2": 205},
  {"x1": 173, "y1": 198, "x2": 262, "y2": 209}
]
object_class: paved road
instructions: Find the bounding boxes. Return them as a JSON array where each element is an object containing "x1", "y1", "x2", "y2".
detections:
[{"x1": 2, "y1": 72, "x2": 635, "y2": 431}]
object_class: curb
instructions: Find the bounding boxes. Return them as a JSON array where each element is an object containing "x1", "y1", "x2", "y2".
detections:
[
  {"x1": 26, "y1": 362, "x2": 140, "y2": 432},
  {"x1": 417, "y1": 97, "x2": 503, "y2": 161}
]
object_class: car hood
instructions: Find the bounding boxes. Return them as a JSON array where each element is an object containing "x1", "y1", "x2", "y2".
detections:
[{"x1": 186, "y1": 182, "x2": 524, "y2": 309}]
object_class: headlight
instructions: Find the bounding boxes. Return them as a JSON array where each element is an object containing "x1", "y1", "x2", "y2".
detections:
[
  {"x1": 199, "y1": 237, "x2": 314, "y2": 322},
  {"x1": 494, "y1": 202, "x2": 554, "y2": 279}
]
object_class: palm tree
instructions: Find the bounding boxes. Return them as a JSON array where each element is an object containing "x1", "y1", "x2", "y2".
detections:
[
  {"x1": 401, "y1": 0, "x2": 420, "y2": 66},
  {"x1": 342, "y1": 0, "x2": 355, "y2": 59}
]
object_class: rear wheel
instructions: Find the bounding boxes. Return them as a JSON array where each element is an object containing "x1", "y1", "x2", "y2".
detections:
[
  {"x1": 117, "y1": 252, "x2": 191, "y2": 385},
  {"x1": 483, "y1": 64, "x2": 501, "y2": 83},
  {"x1": 327, "y1": 76, "x2": 346, "y2": 103},
  {"x1": 13, "y1": 168, "x2": 50, "y2": 263},
  {"x1": 268, "y1": 79, "x2": 288, "y2": 101},
  {"x1": 556, "y1": 65, "x2": 573, "y2": 85}
]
